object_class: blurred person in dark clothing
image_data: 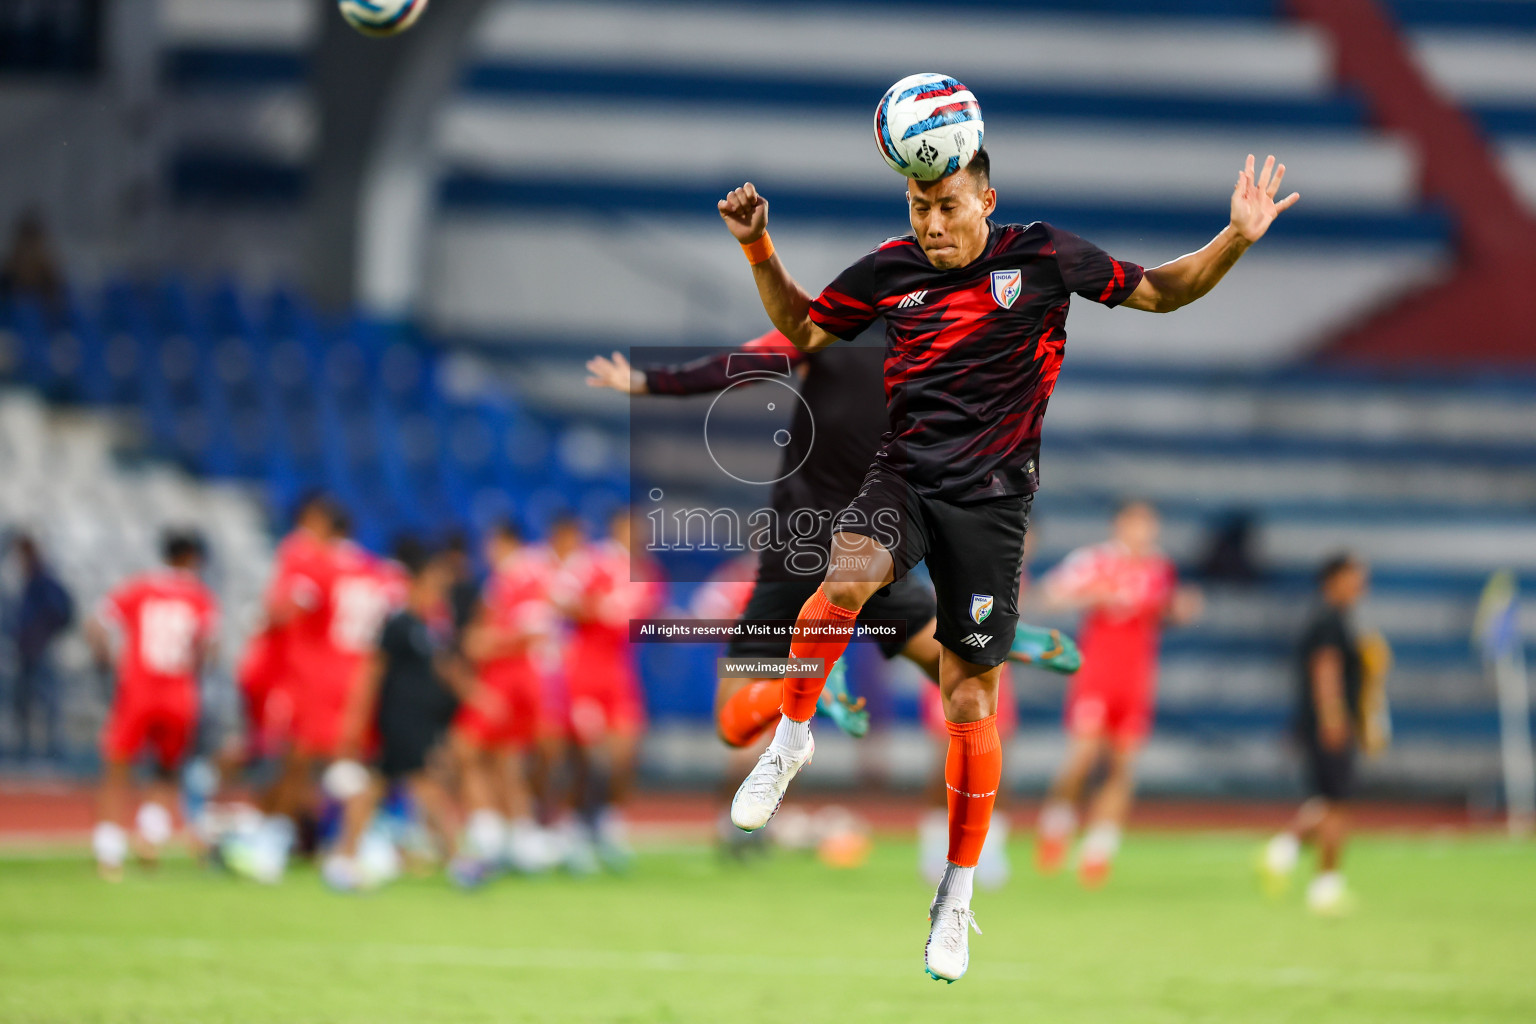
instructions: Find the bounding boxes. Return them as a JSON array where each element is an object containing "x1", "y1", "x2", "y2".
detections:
[
  {"x1": 441, "y1": 528, "x2": 481, "y2": 643},
  {"x1": 1195, "y1": 509, "x2": 1262, "y2": 584},
  {"x1": 1261, "y1": 552, "x2": 1370, "y2": 915},
  {"x1": 6, "y1": 534, "x2": 74, "y2": 761},
  {"x1": 0, "y1": 210, "x2": 65, "y2": 313},
  {"x1": 326, "y1": 540, "x2": 482, "y2": 891}
]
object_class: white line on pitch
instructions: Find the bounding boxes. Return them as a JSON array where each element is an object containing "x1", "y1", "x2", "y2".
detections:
[{"x1": 13, "y1": 932, "x2": 1513, "y2": 995}]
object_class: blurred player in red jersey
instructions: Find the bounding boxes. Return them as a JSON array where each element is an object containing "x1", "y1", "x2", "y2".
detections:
[
  {"x1": 86, "y1": 530, "x2": 219, "y2": 881},
  {"x1": 1034, "y1": 500, "x2": 1203, "y2": 887},
  {"x1": 310, "y1": 516, "x2": 407, "y2": 762},
  {"x1": 525, "y1": 513, "x2": 589, "y2": 860},
  {"x1": 557, "y1": 508, "x2": 665, "y2": 870},
  {"x1": 452, "y1": 520, "x2": 559, "y2": 871},
  {"x1": 232, "y1": 623, "x2": 292, "y2": 763},
  {"x1": 224, "y1": 493, "x2": 343, "y2": 883}
]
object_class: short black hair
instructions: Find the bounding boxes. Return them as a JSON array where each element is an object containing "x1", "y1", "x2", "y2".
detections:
[
  {"x1": 1317, "y1": 551, "x2": 1360, "y2": 588},
  {"x1": 490, "y1": 518, "x2": 521, "y2": 542},
  {"x1": 964, "y1": 146, "x2": 990, "y2": 190},
  {"x1": 392, "y1": 535, "x2": 435, "y2": 578},
  {"x1": 163, "y1": 529, "x2": 206, "y2": 566}
]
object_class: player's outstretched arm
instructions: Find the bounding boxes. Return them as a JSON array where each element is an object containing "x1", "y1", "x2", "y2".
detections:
[
  {"x1": 1122, "y1": 154, "x2": 1300, "y2": 313},
  {"x1": 588, "y1": 332, "x2": 805, "y2": 397},
  {"x1": 718, "y1": 183, "x2": 841, "y2": 352}
]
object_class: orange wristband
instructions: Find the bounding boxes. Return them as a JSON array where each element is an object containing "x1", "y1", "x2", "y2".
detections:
[{"x1": 741, "y1": 233, "x2": 775, "y2": 265}]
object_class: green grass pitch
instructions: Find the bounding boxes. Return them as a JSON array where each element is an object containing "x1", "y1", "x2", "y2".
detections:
[{"x1": 3, "y1": 833, "x2": 1533, "y2": 1023}]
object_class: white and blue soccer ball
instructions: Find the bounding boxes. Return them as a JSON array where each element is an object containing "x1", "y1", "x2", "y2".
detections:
[
  {"x1": 873, "y1": 73, "x2": 985, "y2": 181},
  {"x1": 337, "y1": 0, "x2": 430, "y2": 38}
]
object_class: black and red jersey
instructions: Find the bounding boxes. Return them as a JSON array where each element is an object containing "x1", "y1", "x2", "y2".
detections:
[{"x1": 809, "y1": 221, "x2": 1144, "y2": 502}]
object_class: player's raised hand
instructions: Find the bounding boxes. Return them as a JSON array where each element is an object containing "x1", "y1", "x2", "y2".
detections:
[
  {"x1": 585, "y1": 352, "x2": 646, "y2": 394},
  {"x1": 718, "y1": 182, "x2": 769, "y2": 243},
  {"x1": 1230, "y1": 154, "x2": 1300, "y2": 243}
]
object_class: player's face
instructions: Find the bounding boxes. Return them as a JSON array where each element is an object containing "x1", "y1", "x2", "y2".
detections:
[
  {"x1": 1114, "y1": 503, "x2": 1160, "y2": 551},
  {"x1": 412, "y1": 558, "x2": 452, "y2": 608},
  {"x1": 485, "y1": 533, "x2": 516, "y2": 565},
  {"x1": 1339, "y1": 563, "x2": 1369, "y2": 604},
  {"x1": 550, "y1": 522, "x2": 583, "y2": 558},
  {"x1": 299, "y1": 507, "x2": 334, "y2": 539},
  {"x1": 906, "y1": 170, "x2": 997, "y2": 269}
]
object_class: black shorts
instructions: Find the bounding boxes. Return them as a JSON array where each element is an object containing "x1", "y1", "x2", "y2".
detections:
[
  {"x1": 376, "y1": 709, "x2": 448, "y2": 781},
  {"x1": 725, "y1": 576, "x2": 936, "y2": 660},
  {"x1": 834, "y1": 463, "x2": 1030, "y2": 667},
  {"x1": 1303, "y1": 738, "x2": 1356, "y2": 801}
]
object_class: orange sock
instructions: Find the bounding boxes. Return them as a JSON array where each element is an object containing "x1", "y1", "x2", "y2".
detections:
[
  {"x1": 782, "y1": 586, "x2": 860, "y2": 722},
  {"x1": 945, "y1": 715, "x2": 1002, "y2": 868},
  {"x1": 717, "y1": 679, "x2": 783, "y2": 748}
]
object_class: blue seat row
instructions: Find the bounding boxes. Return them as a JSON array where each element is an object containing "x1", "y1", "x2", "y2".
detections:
[{"x1": 0, "y1": 281, "x2": 624, "y2": 551}]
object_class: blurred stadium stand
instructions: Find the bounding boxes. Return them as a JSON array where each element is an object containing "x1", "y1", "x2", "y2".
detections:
[
  {"x1": 4, "y1": 278, "x2": 1533, "y2": 797},
  {"x1": 0, "y1": 384, "x2": 266, "y2": 770},
  {"x1": 0, "y1": 0, "x2": 1533, "y2": 800}
]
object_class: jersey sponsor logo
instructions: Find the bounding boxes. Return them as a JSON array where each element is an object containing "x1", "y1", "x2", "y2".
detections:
[
  {"x1": 990, "y1": 269, "x2": 1022, "y2": 309},
  {"x1": 961, "y1": 632, "x2": 992, "y2": 649},
  {"x1": 970, "y1": 593, "x2": 994, "y2": 624},
  {"x1": 897, "y1": 289, "x2": 928, "y2": 308}
]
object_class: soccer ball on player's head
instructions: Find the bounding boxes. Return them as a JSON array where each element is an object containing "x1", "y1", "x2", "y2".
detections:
[
  {"x1": 337, "y1": 0, "x2": 429, "y2": 37},
  {"x1": 874, "y1": 73, "x2": 985, "y2": 181}
]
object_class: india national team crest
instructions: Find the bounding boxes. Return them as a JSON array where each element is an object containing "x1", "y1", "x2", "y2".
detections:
[
  {"x1": 970, "y1": 593, "x2": 995, "y2": 624},
  {"x1": 990, "y1": 269, "x2": 1022, "y2": 309}
]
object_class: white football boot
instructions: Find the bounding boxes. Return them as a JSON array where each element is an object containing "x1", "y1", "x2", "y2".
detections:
[
  {"x1": 729, "y1": 735, "x2": 814, "y2": 832},
  {"x1": 1306, "y1": 871, "x2": 1353, "y2": 917},
  {"x1": 924, "y1": 898, "x2": 981, "y2": 983}
]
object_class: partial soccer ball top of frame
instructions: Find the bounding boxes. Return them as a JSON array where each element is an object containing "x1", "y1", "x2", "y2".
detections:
[
  {"x1": 873, "y1": 73, "x2": 985, "y2": 181},
  {"x1": 338, "y1": 0, "x2": 429, "y2": 38}
]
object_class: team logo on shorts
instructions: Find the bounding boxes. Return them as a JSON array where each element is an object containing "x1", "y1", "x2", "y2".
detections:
[
  {"x1": 970, "y1": 593, "x2": 994, "y2": 624},
  {"x1": 990, "y1": 269, "x2": 1022, "y2": 309}
]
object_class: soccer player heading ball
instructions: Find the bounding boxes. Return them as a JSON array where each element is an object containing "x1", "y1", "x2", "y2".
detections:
[{"x1": 717, "y1": 74, "x2": 1300, "y2": 983}]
